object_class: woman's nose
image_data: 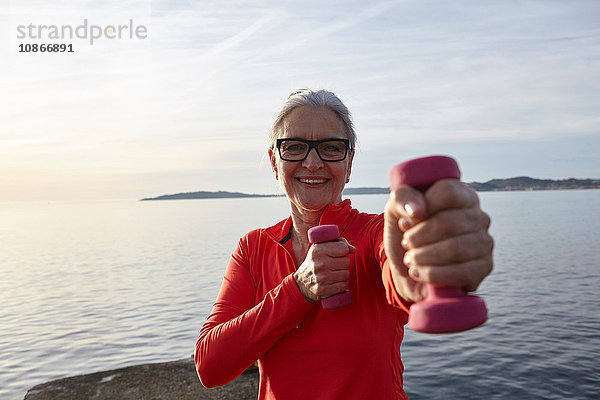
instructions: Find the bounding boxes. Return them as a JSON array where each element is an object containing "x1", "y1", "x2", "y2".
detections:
[{"x1": 302, "y1": 148, "x2": 324, "y2": 171}]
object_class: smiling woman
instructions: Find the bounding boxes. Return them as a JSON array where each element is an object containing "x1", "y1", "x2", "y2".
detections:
[{"x1": 194, "y1": 89, "x2": 494, "y2": 400}]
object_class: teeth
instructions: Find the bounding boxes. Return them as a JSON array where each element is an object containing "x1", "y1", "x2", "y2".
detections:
[{"x1": 299, "y1": 178, "x2": 327, "y2": 184}]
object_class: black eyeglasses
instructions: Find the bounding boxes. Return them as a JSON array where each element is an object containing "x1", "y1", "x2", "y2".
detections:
[{"x1": 276, "y1": 138, "x2": 351, "y2": 162}]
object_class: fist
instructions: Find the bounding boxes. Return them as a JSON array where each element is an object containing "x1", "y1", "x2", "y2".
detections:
[
  {"x1": 293, "y1": 238, "x2": 356, "y2": 302},
  {"x1": 384, "y1": 179, "x2": 494, "y2": 302}
]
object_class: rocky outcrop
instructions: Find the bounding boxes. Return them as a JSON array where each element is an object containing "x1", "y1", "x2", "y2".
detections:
[{"x1": 24, "y1": 358, "x2": 258, "y2": 400}]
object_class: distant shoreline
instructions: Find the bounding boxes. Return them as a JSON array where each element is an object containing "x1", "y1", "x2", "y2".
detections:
[{"x1": 140, "y1": 177, "x2": 600, "y2": 201}]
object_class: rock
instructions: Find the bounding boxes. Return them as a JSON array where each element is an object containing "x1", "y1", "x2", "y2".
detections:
[{"x1": 24, "y1": 358, "x2": 258, "y2": 400}]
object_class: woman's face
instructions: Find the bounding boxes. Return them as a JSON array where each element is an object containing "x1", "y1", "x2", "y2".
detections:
[{"x1": 269, "y1": 106, "x2": 354, "y2": 215}]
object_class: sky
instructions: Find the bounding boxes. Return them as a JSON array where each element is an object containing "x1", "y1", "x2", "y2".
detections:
[{"x1": 1, "y1": 0, "x2": 599, "y2": 201}]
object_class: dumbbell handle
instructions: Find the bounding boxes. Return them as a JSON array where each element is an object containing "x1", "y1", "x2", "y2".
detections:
[{"x1": 307, "y1": 225, "x2": 353, "y2": 310}]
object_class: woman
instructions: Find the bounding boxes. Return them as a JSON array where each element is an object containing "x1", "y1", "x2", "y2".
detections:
[{"x1": 195, "y1": 89, "x2": 493, "y2": 399}]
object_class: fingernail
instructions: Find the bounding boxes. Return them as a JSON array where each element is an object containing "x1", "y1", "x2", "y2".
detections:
[
  {"x1": 404, "y1": 202, "x2": 415, "y2": 216},
  {"x1": 401, "y1": 237, "x2": 409, "y2": 249},
  {"x1": 409, "y1": 268, "x2": 419, "y2": 279},
  {"x1": 399, "y1": 218, "x2": 412, "y2": 232}
]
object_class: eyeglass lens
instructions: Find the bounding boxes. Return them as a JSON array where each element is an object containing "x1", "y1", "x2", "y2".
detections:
[{"x1": 279, "y1": 139, "x2": 348, "y2": 161}]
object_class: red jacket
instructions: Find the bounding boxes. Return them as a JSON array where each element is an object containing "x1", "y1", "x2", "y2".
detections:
[{"x1": 195, "y1": 200, "x2": 411, "y2": 399}]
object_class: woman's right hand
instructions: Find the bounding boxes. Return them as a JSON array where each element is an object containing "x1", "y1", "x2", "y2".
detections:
[{"x1": 293, "y1": 238, "x2": 356, "y2": 302}]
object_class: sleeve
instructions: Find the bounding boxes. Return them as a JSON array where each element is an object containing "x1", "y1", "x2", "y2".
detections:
[
  {"x1": 372, "y1": 216, "x2": 413, "y2": 313},
  {"x1": 194, "y1": 234, "x2": 315, "y2": 388}
]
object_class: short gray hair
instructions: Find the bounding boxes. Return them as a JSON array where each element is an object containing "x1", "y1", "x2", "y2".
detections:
[{"x1": 268, "y1": 89, "x2": 357, "y2": 150}]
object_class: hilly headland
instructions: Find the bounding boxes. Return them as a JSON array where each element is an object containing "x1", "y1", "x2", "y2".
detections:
[{"x1": 140, "y1": 177, "x2": 600, "y2": 201}]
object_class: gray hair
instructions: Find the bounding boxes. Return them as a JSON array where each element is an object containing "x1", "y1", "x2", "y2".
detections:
[{"x1": 268, "y1": 89, "x2": 357, "y2": 150}]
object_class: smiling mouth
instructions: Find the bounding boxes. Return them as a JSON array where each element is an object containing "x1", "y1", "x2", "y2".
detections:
[{"x1": 297, "y1": 178, "x2": 329, "y2": 185}]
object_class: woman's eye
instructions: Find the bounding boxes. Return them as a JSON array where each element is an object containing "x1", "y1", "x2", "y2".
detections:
[
  {"x1": 283, "y1": 143, "x2": 306, "y2": 153},
  {"x1": 323, "y1": 144, "x2": 343, "y2": 153}
]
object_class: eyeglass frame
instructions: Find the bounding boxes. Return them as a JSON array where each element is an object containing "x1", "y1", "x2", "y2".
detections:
[{"x1": 275, "y1": 138, "x2": 352, "y2": 162}]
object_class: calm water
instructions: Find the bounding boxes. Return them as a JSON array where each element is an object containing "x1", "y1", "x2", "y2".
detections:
[{"x1": 1, "y1": 191, "x2": 599, "y2": 399}]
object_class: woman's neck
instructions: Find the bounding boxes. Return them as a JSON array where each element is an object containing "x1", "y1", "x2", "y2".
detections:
[
  {"x1": 288, "y1": 206, "x2": 324, "y2": 265},
  {"x1": 290, "y1": 208, "x2": 321, "y2": 240}
]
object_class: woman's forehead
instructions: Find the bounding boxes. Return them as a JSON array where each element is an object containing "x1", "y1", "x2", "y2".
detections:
[{"x1": 280, "y1": 106, "x2": 346, "y2": 139}]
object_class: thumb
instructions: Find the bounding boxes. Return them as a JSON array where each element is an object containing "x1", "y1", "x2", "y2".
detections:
[
  {"x1": 384, "y1": 198, "x2": 428, "y2": 302},
  {"x1": 387, "y1": 185, "x2": 427, "y2": 232},
  {"x1": 338, "y1": 237, "x2": 357, "y2": 253},
  {"x1": 391, "y1": 185, "x2": 427, "y2": 222},
  {"x1": 384, "y1": 198, "x2": 405, "y2": 268}
]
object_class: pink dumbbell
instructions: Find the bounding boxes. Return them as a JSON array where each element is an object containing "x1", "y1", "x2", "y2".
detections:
[
  {"x1": 389, "y1": 155, "x2": 488, "y2": 333},
  {"x1": 307, "y1": 225, "x2": 353, "y2": 310}
]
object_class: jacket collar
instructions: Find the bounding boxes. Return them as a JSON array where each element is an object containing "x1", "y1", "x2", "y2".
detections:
[{"x1": 264, "y1": 199, "x2": 355, "y2": 243}]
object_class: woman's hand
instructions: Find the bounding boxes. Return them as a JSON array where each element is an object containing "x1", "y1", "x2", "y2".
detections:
[
  {"x1": 384, "y1": 179, "x2": 494, "y2": 303},
  {"x1": 293, "y1": 238, "x2": 356, "y2": 302}
]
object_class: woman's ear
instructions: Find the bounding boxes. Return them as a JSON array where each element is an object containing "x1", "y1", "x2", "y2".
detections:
[
  {"x1": 345, "y1": 150, "x2": 354, "y2": 183},
  {"x1": 268, "y1": 148, "x2": 278, "y2": 180}
]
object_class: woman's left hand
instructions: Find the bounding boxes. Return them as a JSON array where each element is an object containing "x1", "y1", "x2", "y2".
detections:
[{"x1": 384, "y1": 179, "x2": 494, "y2": 303}]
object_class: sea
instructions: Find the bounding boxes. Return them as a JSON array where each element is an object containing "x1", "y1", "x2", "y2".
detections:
[{"x1": 1, "y1": 190, "x2": 599, "y2": 399}]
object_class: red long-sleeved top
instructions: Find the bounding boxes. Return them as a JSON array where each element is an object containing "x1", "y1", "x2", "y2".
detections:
[{"x1": 195, "y1": 200, "x2": 411, "y2": 399}]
